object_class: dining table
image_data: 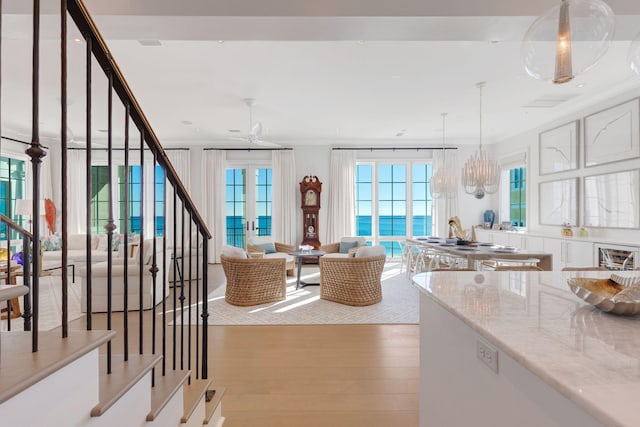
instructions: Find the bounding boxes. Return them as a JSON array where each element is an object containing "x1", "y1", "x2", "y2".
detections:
[{"x1": 407, "y1": 237, "x2": 553, "y2": 271}]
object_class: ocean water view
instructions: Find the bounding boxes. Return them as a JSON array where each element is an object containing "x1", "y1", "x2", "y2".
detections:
[{"x1": 224, "y1": 215, "x2": 432, "y2": 256}]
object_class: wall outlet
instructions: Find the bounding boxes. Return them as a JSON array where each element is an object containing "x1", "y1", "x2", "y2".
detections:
[{"x1": 477, "y1": 340, "x2": 498, "y2": 374}]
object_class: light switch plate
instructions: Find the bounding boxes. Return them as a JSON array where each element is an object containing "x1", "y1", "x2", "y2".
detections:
[{"x1": 477, "y1": 340, "x2": 498, "y2": 374}]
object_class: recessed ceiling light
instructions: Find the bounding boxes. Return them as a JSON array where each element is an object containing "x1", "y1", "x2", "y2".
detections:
[
  {"x1": 217, "y1": 40, "x2": 225, "y2": 44},
  {"x1": 181, "y1": 120, "x2": 193, "y2": 125},
  {"x1": 357, "y1": 40, "x2": 365, "y2": 45},
  {"x1": 490, "y1": 39, "x2": 500, "y2": 44},
  {"x1": 74, "y1": 38, "x2": 82, "y2": 43},
  {"x1": 576, "y1": 83, "x2": 586, "y2": 88},
  {"x1": 97, "y1": 129, "x2": 108, "y2": 133},
  {"x1": 138, "y1": 40, "x2": 162, "y2": 47},
  {"x1": 228, "y1": 129, "x2": 241, "y2": 133}
]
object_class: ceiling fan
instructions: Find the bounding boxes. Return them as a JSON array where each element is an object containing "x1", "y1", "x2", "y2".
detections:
[{"x1": 231, "y1": 98, "x2": 280, "y2": 148}]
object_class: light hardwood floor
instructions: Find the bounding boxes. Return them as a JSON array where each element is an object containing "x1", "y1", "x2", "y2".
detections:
[{"x1": 67, "y1": 264, "x2": 420, "y2": 426}]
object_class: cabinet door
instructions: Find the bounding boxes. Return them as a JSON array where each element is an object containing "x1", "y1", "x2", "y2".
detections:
[
  {"x1": 525, "y1": 236, "x2": 544, "y2": 252},
  {"x1": 493, "y1": 232, "x2": 509, "y2": 247},
  {"x1": 565, "y1": 241, "x2": 594, "y2": 267},
  {"x1": 475, "y1": 229, "x2": 492, "y2": 244},
  {"x1": 543, "y1": 238, "x2": 563, "y2": 271},
  {"x1": 507, "y1": 234, "x2": 526, "y2": 249}
]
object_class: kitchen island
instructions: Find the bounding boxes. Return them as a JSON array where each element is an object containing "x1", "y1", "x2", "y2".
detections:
[{"x1": 412, "y1": 270, "x2": 640, "y2": 427}]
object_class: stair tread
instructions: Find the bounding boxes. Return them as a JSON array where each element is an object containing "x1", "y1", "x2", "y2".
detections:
[
  {"x1": 146, "y1": 369, "x2": 190, "y2": 421},
  {"x1": 204, "y1": 385, "x2": 226, "y2": 425},
  {"x1": 0, "y1": 285, "x2": 28, "y2": 303},
  {"x1": 91, "y1": 353, "x2": 162, "y2": 417},
  {"x1": 181, "y1": 377, "x2": 213, "y2": 423},
  {"x1": 0, "y1": 330, "x2": 115, "y2": 405}
]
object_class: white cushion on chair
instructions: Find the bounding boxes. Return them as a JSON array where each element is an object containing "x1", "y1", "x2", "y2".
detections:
[
  {"x1": 355, "y1": 245, "x2": 385, "y2": 258},
  {"x1": 221, "y1": 245, "x2": 248, "y2": 259}
]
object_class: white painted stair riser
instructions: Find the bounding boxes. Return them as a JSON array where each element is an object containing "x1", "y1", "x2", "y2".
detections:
[
  {"x1": 88, "y1": 372, "x2": 152, "y2": 427},
  {"x1": 148, "y1": 388, "x2": 184, "y2": 427},
  {"x1": 0, "y1": 350, "x2": 100, "y2": 426}
]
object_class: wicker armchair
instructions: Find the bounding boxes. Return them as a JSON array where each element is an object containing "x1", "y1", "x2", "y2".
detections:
[
  {"x1": 319, "y1": 254, "x2": 386, "y2": 306},
  {"x1": 221, "y1": 254, "x2": 287, "y2": 306},
  {"x1": 246, "y1": 241, "x2": 296, "y2": 276},
  {"x1": 319, "y1": 237, "x2": 367, "y2": 258}
]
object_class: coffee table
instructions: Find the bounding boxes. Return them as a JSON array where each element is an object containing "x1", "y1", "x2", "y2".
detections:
[{"x1": 288, "y1": 250, "x2": 326, "y2": 289}]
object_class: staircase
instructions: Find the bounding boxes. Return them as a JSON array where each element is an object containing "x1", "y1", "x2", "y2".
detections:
[
  {"x1": 0, "y1": 328, "x2": 226, "y2": 426},
  {"x1": 0, "y1": 0, "x2": 224, "y2": 425}
]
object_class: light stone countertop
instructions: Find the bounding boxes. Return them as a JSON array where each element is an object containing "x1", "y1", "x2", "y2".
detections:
[{"x1": 412, "y1": 270, "x2": 640, "y2": 427}]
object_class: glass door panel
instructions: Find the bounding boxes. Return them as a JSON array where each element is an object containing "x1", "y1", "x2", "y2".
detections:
[{"x1": 225, "y1": 166, "x2": 272, "y2": 248}]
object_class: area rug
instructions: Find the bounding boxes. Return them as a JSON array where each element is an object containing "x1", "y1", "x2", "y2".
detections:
[
  {"x1": 199, "y1": 262, "x2": 418, "y2": 325},
  {"x1": 1, "y1": 275, "x2": 83, "y2": 332}
]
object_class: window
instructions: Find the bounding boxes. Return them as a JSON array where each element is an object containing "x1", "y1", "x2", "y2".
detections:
[
  {"x1": 0, "y1": 156, "x2": 26, "y2": 239},
  {"x1": 117, "y1": 165, "x2": 165, "y2": 236},
  {"x1": 90, "y1": 166, "x2": 110, "y2": 234},
  {"x1": 355, "y1": 161, "x2": 433, "y2": 257},
  {"x1": 509, "y1": 167, "x2": 526, "y2": 227},
  {"x1": 225, "y1": 166, "x2": 273, "y2": 248},
  {"x1": 225, "y1": 168, "x2": 246, "y2": 248}
]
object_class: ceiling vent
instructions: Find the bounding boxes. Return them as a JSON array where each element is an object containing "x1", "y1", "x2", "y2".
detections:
[
  {"x1": 522, "y1": 93, "x2": 578, "y2": 108},
  {"x1": 138, "y1": 40, "x2": 162, "y2": 47}
]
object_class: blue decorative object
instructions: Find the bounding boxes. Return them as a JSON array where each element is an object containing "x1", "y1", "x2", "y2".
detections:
[
  {"x1": 255, "y1": 242, "x2": 277, "y2": 254},
  {"x1": 11, "y1": 252, "x2": 24, "y2": 266},
  {"x1": 483, "y1": 210, "x2": 496, "y2": 229},
  {"x1": 339, "y1": 240, "x2": 359, "y2": 254}
]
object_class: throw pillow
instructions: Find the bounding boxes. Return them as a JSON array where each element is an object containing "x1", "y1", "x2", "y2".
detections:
[
  {"x1": 339, "y1": 240, "x2": 359, "y2": 254},
  {"x1": 41, "y1": 233, "x2": 62, "y2": 251},
  {"x1": 96, "y1": 234, "x2": 109, "y2": 252},
  {"x1": 221, "y1": 245, "x2": 248, "y2": 259},
  {"x1": 355, "y1": 245, "x2": 385, "y2": 258},
  {"x1": 254, "y1": 242, "x2": 277, "y2": 254}
]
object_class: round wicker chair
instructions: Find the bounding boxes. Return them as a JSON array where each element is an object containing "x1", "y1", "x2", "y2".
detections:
[
  {"x1": 221, "y1": 254, "x2": 287, "y2": 306},
  {"x1": 319, "y1": 254, "x2": 386, "y2": 306}
]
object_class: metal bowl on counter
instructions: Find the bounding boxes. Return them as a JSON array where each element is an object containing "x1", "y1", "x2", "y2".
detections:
[{"x1": 568, "y1": 277, "x2": 640, "y2": 316}]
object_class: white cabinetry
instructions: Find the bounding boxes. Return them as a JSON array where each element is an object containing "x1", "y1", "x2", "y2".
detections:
[
  {"x1": 545, "y1": 238, "x2": 594, "y2": 270},
  {"x1": 475, "y1": 229, "x2": 493, "y2": 244}
]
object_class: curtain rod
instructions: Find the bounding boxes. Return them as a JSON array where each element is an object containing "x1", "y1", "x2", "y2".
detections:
[
  {"x1": 68, "y1": 147, "x2": 189, "y2": 151},
  {"x1": 203, "y1": 147, "x2": 293, "y2": 151},
  {"x1": 332, "y1": 146, "x2": 457, "y2": 151},
  {"x1": 2, "y1": 135, "x2": 49, "y2": 150}
]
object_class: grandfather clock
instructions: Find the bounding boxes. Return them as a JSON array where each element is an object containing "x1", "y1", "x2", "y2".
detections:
[{"x1": 300, "y1": 175, "x2": 322, "y2": 248}]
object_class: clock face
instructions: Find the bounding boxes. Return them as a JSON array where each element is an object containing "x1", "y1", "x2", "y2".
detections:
[
  {"x1": 307, "y1": 225, "x2": 315, "y2": 233},
  {"x1": 304, "y1": 189, "x2": 317, "y2": 206}
]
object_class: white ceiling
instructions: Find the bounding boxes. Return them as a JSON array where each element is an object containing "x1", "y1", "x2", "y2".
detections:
[{"x1": 2, "y1": 0, "x2": 640, "y2": 148}]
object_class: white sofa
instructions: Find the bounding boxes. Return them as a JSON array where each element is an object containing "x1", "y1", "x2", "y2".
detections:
[
  {"x1": 168, "y1": 235, "x2": 204, "y2": 282},
  {"x1": 78, "y1": 237, "x2": 169, "y2": 312},
  {"x1": 41, "y1": 233, "x2": 137, "y2": 270}
]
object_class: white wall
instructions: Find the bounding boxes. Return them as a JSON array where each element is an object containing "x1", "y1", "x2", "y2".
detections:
[{"x1": 491, "y1": 84, "x2": 640, "y2": 245}]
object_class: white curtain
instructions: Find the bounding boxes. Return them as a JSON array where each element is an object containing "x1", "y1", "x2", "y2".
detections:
[
  {"x1": 67, "y1": 150, "x2": 88, "y2": 234},
  {"x1": 271, "y1": 150, "x2": 297, "y2": 244},
  {"x1": 325, "y1": 150, "x2": 355, "y2": 243},
  {"x1": 202, "y1": 150, "x2": 226, "y2": 263},
  {"x1": 165, "y1": 150, "x2": 191, "y2": 245},
  {"x1": 432, "y1": 149, "x2": 459, "y2": 237}
]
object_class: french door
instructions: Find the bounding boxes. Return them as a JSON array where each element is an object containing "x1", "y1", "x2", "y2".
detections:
[{"x1": 225, "y1": 165, "x2": 272, "y2": 248}]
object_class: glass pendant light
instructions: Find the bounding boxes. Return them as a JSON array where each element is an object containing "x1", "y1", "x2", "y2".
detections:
[
  {"x1": 521, "y1": 0, "x2": 615, "y2": 84},
  {"x1": 430, "y1": 113, "x2": 456, "y2": 199},
  {"x1": 628, "y1": 32, "x2": 640, "y2": 76},
  {"x1": 461, "y1": 82, "x2": 500, "y2": 200}
]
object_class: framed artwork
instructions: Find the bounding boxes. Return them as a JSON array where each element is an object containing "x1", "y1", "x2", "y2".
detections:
[
  {"x1": 583, "y1": 169, "x2": 640, "y2": 229},
  {"x1": 584, "y1": 98, "x2": 640, "y2": 167},
  {"x1": 539, "y1": 178, "x2": 578, "y2": 226},
  {"x1": 539, "y1": 120, "x2": 578, "y2": 175}
]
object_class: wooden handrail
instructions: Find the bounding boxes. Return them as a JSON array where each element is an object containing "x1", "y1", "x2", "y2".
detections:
[
  {"x1": 66, "y1": 0, "x2": 211, "y2": 239},
  {"x1": 0, "y1": 214, "x2": 33, "y2": 240}
]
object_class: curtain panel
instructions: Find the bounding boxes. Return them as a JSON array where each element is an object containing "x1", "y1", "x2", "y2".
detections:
[
  {"x1": 271, "y1": 150, "x2": 297, "y2": 244},
  {"x1": 325, "y1": 150, "x2": 356, "y2": 243},
  {"x1": 202, "y1": 150, "x2": 226, "y2": 263}
]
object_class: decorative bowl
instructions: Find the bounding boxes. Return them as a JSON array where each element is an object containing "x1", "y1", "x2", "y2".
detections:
[{"x1": 568, "y1": 277, "x2": 640, "y2": 315}]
